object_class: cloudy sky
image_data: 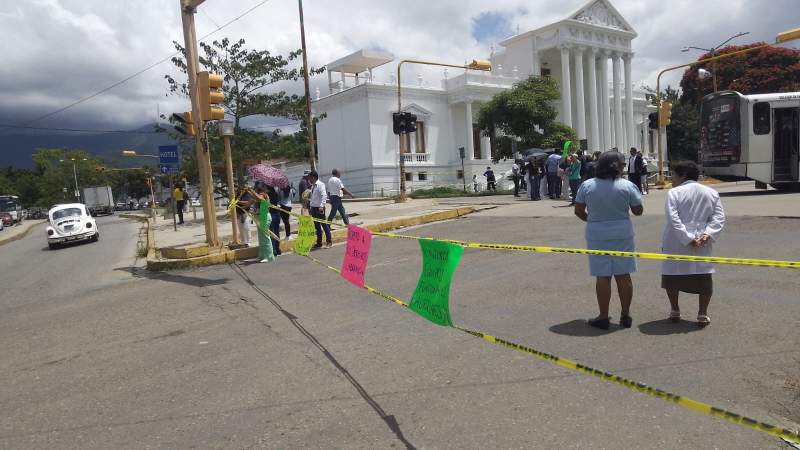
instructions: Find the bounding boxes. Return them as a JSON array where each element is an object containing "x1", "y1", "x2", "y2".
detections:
[{"x1": 0, "y1": 0, "x2": 797, "y2": 135}]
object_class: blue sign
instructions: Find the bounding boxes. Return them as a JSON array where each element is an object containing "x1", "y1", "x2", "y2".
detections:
[
  {"x1": 158, "y1": 145, "x2": 180, "y2": 165},
  {"x1": 158, "y1": 145, "x2": 180, "y2": 175}
]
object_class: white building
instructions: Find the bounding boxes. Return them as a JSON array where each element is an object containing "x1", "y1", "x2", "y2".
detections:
[{"x1": 313, "y1": 0, "x2": 658, "y2": 196}]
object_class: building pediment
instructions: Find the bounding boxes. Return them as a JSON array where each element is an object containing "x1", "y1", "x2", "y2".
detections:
[
  {"x1": 402, "y1": 103, "x2": 433, "y2": 118},
  {"x1": 567, "y1": 0, "x2": 636, "y2": 36}
]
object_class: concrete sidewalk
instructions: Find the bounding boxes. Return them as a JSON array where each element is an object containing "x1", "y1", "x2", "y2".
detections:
[{"x1": 0, "y1": 220, "x2": 45, "y2": 247}]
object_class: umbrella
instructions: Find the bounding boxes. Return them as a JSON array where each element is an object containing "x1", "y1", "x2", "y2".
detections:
[
  {"x1": 247, "y1": 164, "x2": 289, "y2": 189},
  {"x1": 524, "y1": 151, "x2": 549, "y2": 162}
]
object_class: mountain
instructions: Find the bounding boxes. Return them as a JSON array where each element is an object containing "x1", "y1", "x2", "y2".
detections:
[{"x1": 0, "y1": 123, "x2": 180, "y2": 169}]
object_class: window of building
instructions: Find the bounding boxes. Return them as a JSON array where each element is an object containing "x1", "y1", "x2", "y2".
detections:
[
  {"x1": 405, "y1": 172, "x2": 413, "y2": 181},
  {"x1": 472, "y1": 124, "x2": 482, "y2": 159},
  {"x1": 400, "y1": 133, "x2": 411, "y2": 153},
  {"x1": 456, "y1": 170, "x2": 464, "y2": 179},
  {"x1": 541, "y1": 68, "x2": 551, "y2": 78},
  {"x1": 415, "y1": 121, "x2": 426, "y2": 153},
  {"x1": 418, "y1": 172, "x2": 428, "y2": 181},
  {"x1": 753, "y1": 102, "x2": 771, "y2": 135}
]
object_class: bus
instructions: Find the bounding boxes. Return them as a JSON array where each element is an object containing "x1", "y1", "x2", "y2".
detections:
[
  {"x1": 0, "y1": 195, "x2": 23, "y2": 224},
  {"x1": 700, "y1": 90, "x2": 800, "y2": 190}
]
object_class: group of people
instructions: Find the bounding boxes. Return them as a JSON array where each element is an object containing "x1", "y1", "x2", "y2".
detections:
[
  {"x1": 507, "y1": 147, "x2": 650, "y2": 204},
  {"x1": 235, "y1": 168, "x2": 354, "y2": 259},
  {"x1": 573, "y1": 153, "x2": 725, "y2": 330}
]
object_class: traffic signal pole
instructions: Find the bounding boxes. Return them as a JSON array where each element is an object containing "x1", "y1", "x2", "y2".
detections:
[
  {"x1": 395, "y1": 59, "x2": 491, "y2": 202},
  {"x1": 654, "y1": 40, "x2": 786, "y2": 186},
  {"x1": 179, "y1": 0, "x2": 219, "y2": 246}
]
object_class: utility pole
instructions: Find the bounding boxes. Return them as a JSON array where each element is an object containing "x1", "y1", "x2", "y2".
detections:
[
  {"x1": 179, "y1": 0, "x2": 219, "y2": 246},
  {"x1": 298, "y1": 0, "x2": 316, "y2": 171}
]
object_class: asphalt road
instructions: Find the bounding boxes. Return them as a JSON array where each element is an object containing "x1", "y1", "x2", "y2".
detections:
[{"x1": 0, "y1": 200, "x2": 799, "y2": 449}]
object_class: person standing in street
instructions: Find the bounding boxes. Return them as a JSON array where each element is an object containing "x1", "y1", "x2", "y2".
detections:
[
  {"x1": 545, "y1": 152, "x2": 562, "y2": 199},
  {"x1": 567, "y1": 154, "x2": 582, "y2": 205},
  {"x1": 628, "y1": 147, "x2": 644, "y2": 193},
  {"x1": 574, "y1": 151, "x2": 643, "y2": 330},
  {"x1": 472, "y1": 174, "x2": 479, "y2": 192},
  {"x1": 278, "y1": 186, "x2": 292, "y2": 240},
  {"x1": 308, "y1": 171, "x2": 332, "y2": 249},
  {"x1": 327, "y1": 169, "x2": 354, "y2": 224},
  {"x1": 173, "y1": 185, "x2": 186, "y2": 224},
  {"x1": 254, "y1": 185, "x2": 274, "y2": 262},
  {"x1": 265, "y1": 186, "x2": 283, "y2": 256},
  {"x1": 661, "y1": 160, "x2": 725, "y2": 327},
  {"x1": 484, "y1": 167, "x2": 496, "y2": 191},
  {"x1": 236, "y1": 186, "x2": 255, "y2": 246},
  {"x1": 511, "y1": 161, "x2": 521, "y2": 197},
  {"x1": 298, "y1": 171, "x2": 311, "y2": 214}
]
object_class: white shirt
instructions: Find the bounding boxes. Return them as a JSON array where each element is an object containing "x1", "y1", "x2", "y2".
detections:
[
  {"x1": 310, "y1": 179, "x2": 327, "y2": 208},
  {"x1": 661, "y1": 180, "x2": 726, "y2": 275},
  {"x1": 511, "y1": 163, "x2": 519, "y2": 174},
  {"x1": 327, "y1": 176, "x2": 344, "y2": 197},
  {"x1": 628, "y1": 155, "x2": 637, "y2": 174}
]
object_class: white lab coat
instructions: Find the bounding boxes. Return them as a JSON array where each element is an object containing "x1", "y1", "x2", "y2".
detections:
[{"x1": 661, "y1": 181, "x2": 726, "y2": 275}]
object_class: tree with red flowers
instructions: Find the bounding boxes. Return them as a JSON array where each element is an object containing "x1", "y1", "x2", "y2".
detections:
[{"x1": 679, "y1": 43, "x2": 800, "y2": 106}]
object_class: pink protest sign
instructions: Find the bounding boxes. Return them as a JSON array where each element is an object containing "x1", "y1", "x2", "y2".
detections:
[{"x1": 340, "y1": 224, "x2": 372, "y2": 288}]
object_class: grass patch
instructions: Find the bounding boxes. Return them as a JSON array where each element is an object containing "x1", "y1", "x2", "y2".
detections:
[{"x1": 408, "y1": 187, "x2": 513, "y2": 199}]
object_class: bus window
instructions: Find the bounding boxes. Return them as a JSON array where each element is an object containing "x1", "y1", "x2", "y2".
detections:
[{"x1": 753, "y1": 102, "x2": 771, "y2": 135}]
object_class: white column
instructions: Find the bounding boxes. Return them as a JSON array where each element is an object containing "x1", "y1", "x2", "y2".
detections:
[
  {"x1": 465, "y1": 101, "x2": 475, "y2": 160},
  {"x1": 559, "y1": 45, "x2": 572, "y2": 127},
  {"x1": 624, "y1": 53, "x2": 635, "y2": 152},
  {"x1": 327, "y1": 70, "x2": 333, "y2": 94},
  {"x1": 644, "y1": 120, "x2": 651, "y2": 155},
  {"x1": 532, "y1": 42, "x2": 541, "y2": 77},
  {"x1": 482, "y1": 135, "x2": 491, "y2": 160},
  {"x1": 612, "y1": 52, "x2": 623, "y2": 150},
  {"x1": 573, "y1": 46, "x2": 586, "y2": 142},
  {"x1": 340, "y1": 71, "x2": 346, "y2": 89},
  {"x1": 600, "y1": 54, "x2": 611, "y2": 150},
  {"x1": 587, "y1": 48, "x2": 600, "y2": 152}
]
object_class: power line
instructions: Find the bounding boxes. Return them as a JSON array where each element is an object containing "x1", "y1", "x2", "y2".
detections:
[
  {"x1": 0, "y1": 123, "x2": 162, "y2": 134},
  {"x1": 3, "y1": 0, "x2": 273, "y2": 130}
]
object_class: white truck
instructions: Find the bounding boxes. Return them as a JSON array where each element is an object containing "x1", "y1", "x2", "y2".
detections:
[{"x1": 82, "y1": 186, "x2": 114, "y2": 216}]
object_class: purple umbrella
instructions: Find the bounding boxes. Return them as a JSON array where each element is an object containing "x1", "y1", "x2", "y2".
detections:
[{"x1": 247, "y1": 164, "x2": 289, "y2": 189}]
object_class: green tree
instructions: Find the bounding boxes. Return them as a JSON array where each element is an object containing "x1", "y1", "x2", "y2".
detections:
[
  {"x1": 163, "y1": 37, "x2": 322, "y2": 175},
  {"x1": 477, "y1": 76, "x2": 576, "y2": 149},
  {"x1": 680, "y1": 44, "x2": 800, "y2": 107}
]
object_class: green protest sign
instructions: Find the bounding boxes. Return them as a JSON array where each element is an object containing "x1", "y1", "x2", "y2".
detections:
[
  {"x1": 294, "y1": 215, "x2": 316, "y2": 256},
  {"x1": 409, "y1": 240, "x2": 464, "y2": 327}
]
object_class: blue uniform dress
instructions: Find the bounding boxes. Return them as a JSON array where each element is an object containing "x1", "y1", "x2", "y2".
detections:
[{"x1": 575, "y1": 178, "x2": 642, "y2": 277}]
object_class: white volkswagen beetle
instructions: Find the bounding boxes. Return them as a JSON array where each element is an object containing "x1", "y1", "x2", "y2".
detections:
[{"x1": 46, "y1": 203, "x2": 99, "y2": 249}]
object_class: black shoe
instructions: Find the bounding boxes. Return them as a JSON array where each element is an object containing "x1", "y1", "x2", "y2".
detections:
[
  {"x1": 620, "y1": 315, "x2": 633, "y2": 328},
  {"x1": 311, "y1": 244, "x2": 322, "y2": 250},
  {"x1": 587, "y1": 317, "x2": 610, "y2": 330}
]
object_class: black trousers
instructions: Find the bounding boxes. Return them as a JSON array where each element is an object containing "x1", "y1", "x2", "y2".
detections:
[
  {"x1": 176, "y1": 200, "x2": 185, "y2": 223},
  {"x1": 311, "y1": 207, "x2": 331, "y2": 245},
  {"x1": 547, "y1": 173, "x2": 561, "y2": 198},
  {"x1": 630, "y1": 173, "x2": 643, "y2": 193},
  {"x1": 512, "y1": 176, "x2": 520, "y2": 196}
]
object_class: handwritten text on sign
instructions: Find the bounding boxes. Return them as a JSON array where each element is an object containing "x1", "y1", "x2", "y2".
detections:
[
  {"x1": 294, "y1": 215, "x2": 316, "y2": 256},
  {"x1": 409, "y1": 240, "x2": 464, "y2": 327},
  {"x1": 341, "y1": 225, "x2": 372, "y2": 287}
]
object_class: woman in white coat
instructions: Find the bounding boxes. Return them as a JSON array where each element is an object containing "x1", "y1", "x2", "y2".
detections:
[{"x1": 661, "y1": 160, "x2": 725, "y2": 326}]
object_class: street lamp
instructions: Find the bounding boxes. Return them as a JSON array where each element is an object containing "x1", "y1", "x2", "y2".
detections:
[
  {"x1": 218, "y1": 120, "x2": 240, "y2": 246},
  {"x1": 681, "y1": 31, "x2": 750, "y2": 92},
  {"x1": 656, "y1": 27, "x2": 800, "y2": 185},
  {"x1": 59, "y1": 157, "x2": 87, "y2": 201}
]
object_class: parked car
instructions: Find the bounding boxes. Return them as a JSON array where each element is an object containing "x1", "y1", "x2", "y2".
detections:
[
  {"x1": 0, "y1": 212, "x2": 13, "y2": 228},
  {"x1": 46, "y1": 203, "x2": 99, "y2": 249},
  {"x1": 28, "y1": 207, "x2": 47, "y2": 220}
]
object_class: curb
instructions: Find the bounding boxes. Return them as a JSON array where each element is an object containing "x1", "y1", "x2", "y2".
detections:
[
  {"x1": 145, "y1": 206, "x2": 475, "y2": 271},
  {"x1": 120, "y1": 213, "x2": 156, "y2": 259},
  {"x1": 0, "y1": 220, "x2": 45, "y2": 247}
]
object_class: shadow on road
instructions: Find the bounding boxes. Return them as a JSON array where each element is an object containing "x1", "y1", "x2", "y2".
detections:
[
  {"x1": 114, "y1": 266, "x2": 230, "y2": 288},
  {"x1": 230, "y1": 262, "x2": 417, "y2": 450},
  {"x1": 549, "y1": 319, "x2": 622, "y2": 336},
  {"x1": 638, "y1": 319, "x2": 703, "y2": 335}
]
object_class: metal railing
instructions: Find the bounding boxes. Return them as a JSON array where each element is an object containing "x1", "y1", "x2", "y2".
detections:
[{"x1": 401, "y1": 153, "x2": 430, "y2": 163}]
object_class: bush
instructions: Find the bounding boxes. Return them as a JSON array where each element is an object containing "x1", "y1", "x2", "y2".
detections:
[{"x1": 408, "y1": 187, "x2": 513, "y2": 199}]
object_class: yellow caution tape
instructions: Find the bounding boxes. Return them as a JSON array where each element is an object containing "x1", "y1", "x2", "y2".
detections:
[{"x1": 301, "y1": 253, "x2": 800, "y2": 443}]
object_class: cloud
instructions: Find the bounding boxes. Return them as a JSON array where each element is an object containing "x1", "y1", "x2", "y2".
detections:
[{"x1": 0, "y1": 0, "x2": 797, "y2": 139}]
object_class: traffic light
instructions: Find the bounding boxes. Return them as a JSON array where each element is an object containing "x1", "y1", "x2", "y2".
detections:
[
  {"x1": 659, "y1": 101, "x2": 673, "y2": 127},
  {"x1": 197, "y1": 71, "x2": 224, "y2": 121},
  {"x1": 648, "y1": 112, "x2": 658, "y2": 129},
  {"x1": 95, "y1": 165, "x2": 105, "y2": 172},
  {"x1": 392, "y1": 112, "x2": 418, "y2": 135},
  {"x1": 172, "y1": 112, "x2": 195, "y2": 137},
  {"x1": 403, "y1": 112, "x2": 418, "y2": 133},
  {"x1": 467, "y1": 59, "x2": 492, "y2": 71}
]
